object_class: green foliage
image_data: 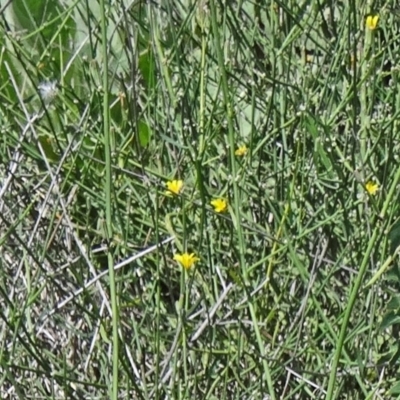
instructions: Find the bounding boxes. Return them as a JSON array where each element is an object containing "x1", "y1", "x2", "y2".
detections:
[
  {"x1": 139, "y1": 49, "x2": 157, "y2": 90},
  {"x1": 390, "y1": 220, "x2": 400, "y2": 254},
  {"x1": 390, "y1": 381, "x2": 400, "y2": 395},
  {"x1": 379, "y1": 222, "x2": 400, "y2": 391},
  {"x1": 11, "y1": 0, "x2": 76, "y2": 75},
  {"x1": 2, "y1": 0, "x2": 400, "y2": 398}
]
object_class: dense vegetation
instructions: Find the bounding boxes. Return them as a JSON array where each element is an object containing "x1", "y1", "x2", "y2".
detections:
[{"x1": 2, "y1": 0, "x2": 400, "y2": 398}]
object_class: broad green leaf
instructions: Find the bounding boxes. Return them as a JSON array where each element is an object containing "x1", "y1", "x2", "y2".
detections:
[
  {"x1": 38, "y1": 134, "x2": 58, "y2": 162},
  {"x1": 138, "y1": 120, "x2": 151, "y2": 147},
  {"x1": 380, "y1": 311, "x2": 400, "y2": 331},
  {"x1": 110, "y1": 94, "x2": 127, "y2": 126},
  {"x1": 390, "y1": 381, "x2": 400, "y2": 395},
  {"x1": 139, "y1": 50, "x2": 156, "y2": 90},
  {"x1": 387, "y1": 295, "x2": 400, "y2": 311}
]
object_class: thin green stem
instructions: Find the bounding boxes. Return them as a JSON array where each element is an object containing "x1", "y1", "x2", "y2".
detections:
[{"x1": 99, "y1": 1, "x2": 119, "y2": 399}]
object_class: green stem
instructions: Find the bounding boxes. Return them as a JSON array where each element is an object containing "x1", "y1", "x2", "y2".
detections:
[{"x1": 99, "y1": 1, "x2": 119, "y2": 399}]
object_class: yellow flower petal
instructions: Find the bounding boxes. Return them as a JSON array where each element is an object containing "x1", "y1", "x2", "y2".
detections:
[
  {"x1": 235, "y1": 145, "x2": 248, "y2": 156},
  {"x1": 366, "y1": 14, "x2": 379, "y2": 30},
  {"x1": 365, "y1": 181, "x2": 379, "y2": 195},
  {"x1": 211, "y1": 198, "x2": 228, "y2": 213},
  {"x1": 166, "y1": 180, "x2": 183, "y2": 196},
  {"x1": 173, "y1": 253, "x2": 200, "y2": 270}
]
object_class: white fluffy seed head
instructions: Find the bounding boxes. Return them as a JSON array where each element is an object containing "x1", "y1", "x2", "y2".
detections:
[{"x1": 38, "y1": 80, "x2": 58, "y2": 104}]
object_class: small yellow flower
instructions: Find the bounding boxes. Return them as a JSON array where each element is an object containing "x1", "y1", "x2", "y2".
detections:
[
  {"x1": 166, "y1": 180, "x2": 183, "y2": 196},
  {"x1": 366, "y1": 14, "x2": 379, "y2": 30},
  {"x1": 235, "y1": 145, "x2": 248, "y2": 156},
  {"x1": 211, "y1": 198, "x2": 228, "y2": 213},
  {"x1": 173, "y1": 253, "x2": 200, "y2": 270},
  {"x1": 365, "y1": 181, "x2": 379, "y2": 195}
]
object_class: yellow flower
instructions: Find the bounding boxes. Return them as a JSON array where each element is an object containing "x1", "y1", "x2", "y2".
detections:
[
  {"x1": 173, "y1": 253, "x2": 199, "y2": 270},
  {"x1": 365, "y1": 181, "x2": 379, "y2": 195},
  {"x1": 211, "y1": 198, "x2": 228, "y2": 213},
  {"x1": 366, "y1": 14, "x2": 379, "y2": 30},
  {"x1": 166, "y1": 180, "x2": 183, "y2": 196},
  {"x1": 235, "y1": 145, "x2": 248, "y2": 156}
]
